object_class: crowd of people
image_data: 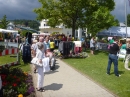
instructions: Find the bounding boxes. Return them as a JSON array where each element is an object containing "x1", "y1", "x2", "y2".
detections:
[
  {"x1": 30, "y1": 34, "x2": 75, "y2": 92},
  {"x1": 31, "y1": 36, "x2": 55, "y2": 92}
]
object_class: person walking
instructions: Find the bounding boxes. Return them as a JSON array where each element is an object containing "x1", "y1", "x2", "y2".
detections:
[
  {"x1": 124, "y1": 39, "x2": 130, "y2": 70},
  {"x1": 90, "y1": 37, "x2": 95, "y2": 54},
  {"x1": 106, "y1": 38, "x2": 121, "y2": 77}
]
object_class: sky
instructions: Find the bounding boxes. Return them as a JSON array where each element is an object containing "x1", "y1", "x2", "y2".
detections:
[{"x1": 0, "y1": 0, "x2": 130, "y2": 22}]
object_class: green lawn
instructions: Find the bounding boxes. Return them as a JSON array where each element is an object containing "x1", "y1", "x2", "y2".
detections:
[
  {"x1": 0, "y1": 54, "x2": 31, "y2": 72},
  {"x1": 63, "y1": 50, "x2": 130, "y2": 97},
  {"x1": 0, "y1": 54, "x2": 17, "y2": 65}
]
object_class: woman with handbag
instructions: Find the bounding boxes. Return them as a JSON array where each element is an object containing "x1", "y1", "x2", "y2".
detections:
[{"x1": 35, "y1": 42, "x2": 46, "y2": 92}]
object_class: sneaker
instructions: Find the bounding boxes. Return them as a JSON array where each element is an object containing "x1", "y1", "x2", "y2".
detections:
[{"x1": 116, "y1": 75, "x2": 121, "y2": 77}]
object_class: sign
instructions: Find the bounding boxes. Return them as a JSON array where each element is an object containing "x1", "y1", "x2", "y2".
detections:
[{"x1": 96, "y1": 42, "x2": 108, "y2": 51}]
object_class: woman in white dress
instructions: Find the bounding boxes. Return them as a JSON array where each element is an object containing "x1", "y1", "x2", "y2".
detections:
[{"x1": 36, "y1": 42, "x2": 45, "y2": 92}]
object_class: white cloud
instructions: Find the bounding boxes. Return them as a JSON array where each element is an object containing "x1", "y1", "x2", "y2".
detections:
[
  {"x1": 0, "y1": 0, "x2": 129, "y2": 22},
  {"x1": 112, "y1": 0, "x2": 130, "y2": 22},
  {"x1": 0, "y1": 0, "x2": 41, "y2": 20}
]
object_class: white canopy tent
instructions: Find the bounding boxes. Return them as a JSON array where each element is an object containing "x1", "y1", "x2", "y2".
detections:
[
  {"x1": 97, "y1": 26, "x2": 130, "y2": 38},
  {"x1": 0, "y1": 28, "x2": 18, "y2": 34}
]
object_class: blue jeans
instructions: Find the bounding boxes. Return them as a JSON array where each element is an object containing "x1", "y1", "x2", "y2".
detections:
[{"x1": 107, "y1": 54, "x2": 119, "y2": 76}]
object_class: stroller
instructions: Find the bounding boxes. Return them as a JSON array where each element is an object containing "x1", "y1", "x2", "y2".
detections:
[
  {"x1": 46, "y1": 51, "x2": 56, "y2": 70},
  {"x1": 118, "y1": 49, "x2": 126, "y2": 62}
]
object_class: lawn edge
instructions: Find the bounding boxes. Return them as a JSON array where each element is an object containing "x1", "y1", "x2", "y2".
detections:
[{"x1": 60, "y1": 58, "x2": 118, "y2": 97}]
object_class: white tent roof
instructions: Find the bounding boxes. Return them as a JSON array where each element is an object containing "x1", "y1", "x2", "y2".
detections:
[
  {"x1": 97, "y1": 26, "x2": 130, "y2": 37},
  {"x1": 0, "y1": 28, "x2": 18, "y2": 33}
]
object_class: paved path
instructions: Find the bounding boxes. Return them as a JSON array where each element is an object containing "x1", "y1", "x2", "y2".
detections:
[{"x1": 31, "y1": 59, "x2": 116, "y2": 97}]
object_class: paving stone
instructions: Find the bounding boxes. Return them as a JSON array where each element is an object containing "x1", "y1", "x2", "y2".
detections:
[{"x1": 30, "y1": 59, "x2": 115, "y2": 97}]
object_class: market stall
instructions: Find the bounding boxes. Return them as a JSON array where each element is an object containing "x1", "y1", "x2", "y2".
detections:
[{"x1": 0, "y1": 29, "x2": 19, "y2": 67}]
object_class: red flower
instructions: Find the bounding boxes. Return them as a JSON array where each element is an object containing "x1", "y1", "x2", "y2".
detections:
[
  {"x1": 13, "y1": 76, "x2": 17, "y2": 79},
  {"x1": 12, "y1": 83, "x2": 17, "y2": 87},
  {"x1": 0, "y1": 74, "x2": 6, "y2": 80},
  {"x1": 2, "y1": 81, "x2": 7, "y2": 86}
]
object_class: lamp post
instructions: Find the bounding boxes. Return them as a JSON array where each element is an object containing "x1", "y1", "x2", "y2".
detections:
[{"x1": 125, "y1": 0, "x2": 128, "y2": 39}]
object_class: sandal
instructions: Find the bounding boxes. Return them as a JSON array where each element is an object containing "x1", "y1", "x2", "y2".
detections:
[
  {"x1": 34, "y1": 69, "x2": 36, "y2": 73},
  {"x1": 36, "y1": 88, "x2": 45, "y2": 92}
]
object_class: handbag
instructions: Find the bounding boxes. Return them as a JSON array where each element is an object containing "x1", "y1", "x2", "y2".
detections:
[{"x1": 31, "y1": 54, "x2": 43, "y2": 67}]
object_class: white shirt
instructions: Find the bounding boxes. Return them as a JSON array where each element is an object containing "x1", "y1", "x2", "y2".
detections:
[
  {"x1": 35, "y1": 42, "x2": 46, "y2": 54},
  {"x1": 36, "y1": 49, "x2": 45, "y2": 59},
  {"x1": 90, "y1": 39, "x2": 95, "y2": 47}
]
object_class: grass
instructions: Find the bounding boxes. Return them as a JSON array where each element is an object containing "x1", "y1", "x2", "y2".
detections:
[
  {"x1": 0, "y1": 54, "x2": 17, "y2": 65},
  {"x1": 0, "y1": 54, "x2": 31, "y2": 72},
  {"x1": 63, "y1": 50, "x2": 130, "y2": 97}
]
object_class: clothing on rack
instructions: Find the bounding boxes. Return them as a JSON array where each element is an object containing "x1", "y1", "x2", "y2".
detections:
[
  {"x1": 73, "y1": 41, "x2": 82, "y2": 53},
  {"x1": 58, "y1": 41, "x2": 64, "y2": 53},
  {"x1": 26, "y1": 32, "x2": 32, "y2": 44},
  {"x1": 54, "y1": 39, "x2": 60, "y2": 48},
  {"x1": 22, "y1": 44, "x2": 31, "y2": 63}
]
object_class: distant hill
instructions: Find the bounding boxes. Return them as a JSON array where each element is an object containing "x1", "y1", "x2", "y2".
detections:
[{"x1": 9, "y1": 19, "x2": 40, "y2": 31}]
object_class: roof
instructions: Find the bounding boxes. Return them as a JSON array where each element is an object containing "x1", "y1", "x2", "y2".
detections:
[
  {"x1": 97, "y1": 26, "x2": 130, "y2": 37},
  {"x1": 119, "y1": 23, "x2": 126, "y2": 27},
  {"x1": 16, "y1": 26, "x2": 40, "y2": 34},
  {"x1": 0, "y1": 28, "x2": 18, "y2": 33}
]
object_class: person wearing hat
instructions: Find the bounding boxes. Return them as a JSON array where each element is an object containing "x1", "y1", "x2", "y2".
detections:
[
  {"x1": 124, "y1": 39, "x2": 130, "y2": 70},
  {"x1": 106, "y1": 38, "x2": 121, "y2": 77}
]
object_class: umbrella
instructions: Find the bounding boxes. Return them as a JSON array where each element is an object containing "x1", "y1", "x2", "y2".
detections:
[{"x1": 16, "y1": 26, "x2": 40, "y2": 34}]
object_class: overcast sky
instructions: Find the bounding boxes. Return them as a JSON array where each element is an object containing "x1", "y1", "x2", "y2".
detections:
[{"x1": 0, "y1": 0, "x2": 130, "y2": 22}]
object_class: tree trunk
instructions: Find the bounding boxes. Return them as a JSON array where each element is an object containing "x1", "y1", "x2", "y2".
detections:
[{"x1": 72, "y1": 20, "x2": 76, "y2": 39}]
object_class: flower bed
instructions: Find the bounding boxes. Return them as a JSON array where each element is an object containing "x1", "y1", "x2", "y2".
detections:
[
  {"x1": 0, "y1": 66, "x2": 35, "y2": 97},
  {"x1": 54, "y1": 50, "x2": 88, "y2": 58}
]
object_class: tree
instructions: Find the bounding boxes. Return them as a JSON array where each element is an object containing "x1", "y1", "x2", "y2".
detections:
[
  {"x1": 13, "y1": 19, "x2": 40, "y2": 30},
  {"x1": 0, "y1": 15, "x2": 9, "y2": 29},
  {"x1": 86, "y1": 7, "x2": 119, "y2": 36},
  {"x1": 34, "y1": 0, "x2": 118, "y2": 37},
  {"x1": 127, "y1": 14, "x2": 130, "y2": 27}
]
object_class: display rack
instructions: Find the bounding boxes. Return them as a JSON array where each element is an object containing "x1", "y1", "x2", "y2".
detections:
[{"x1": 0, "y1": 29, "x2": 19, "y2": 67}]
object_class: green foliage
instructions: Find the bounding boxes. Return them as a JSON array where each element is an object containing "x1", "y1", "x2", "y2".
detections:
[
  {"x1": 34, "y1": 0, "x2": 116, "y2": 37},
  {"x1": 17, "y1": 83, "x2": 27, "y2": 94},
  {"x1": 0, "y1": 55, "x2": 16, "y2": 65},
  {"x1": 0, "y1": 15, "x2": 9, "y2": 29},
  {"x1": 86, "y1": 6, "x2": 119, "y2": 36},
  {"x1": 127, "y1": 14, "x2": 130, "y2": 27},
  {"x1": 20, "y1": 30, "x2": 28, "y2": 37},
  {"x1": 11, "y1": 19, "x2": 40, "y2": 31}
]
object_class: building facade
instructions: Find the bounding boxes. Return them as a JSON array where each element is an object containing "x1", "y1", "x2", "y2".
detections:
[
  {"x1": 39, "y1": 19, "x2": 86, "y2": 39},
  {"x1": 39, "y1": 19, "x2": 72, "y2": 37}
]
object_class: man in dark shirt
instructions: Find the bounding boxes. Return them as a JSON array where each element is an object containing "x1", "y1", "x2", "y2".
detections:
[{"x1": 106, "y1": 38, "x2": 121, "y2": 77}]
